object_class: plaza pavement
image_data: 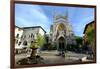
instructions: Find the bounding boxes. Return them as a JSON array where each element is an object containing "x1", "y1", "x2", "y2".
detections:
[{"x1": 15, "y1": 50, "x2": 93, "y2": 65}]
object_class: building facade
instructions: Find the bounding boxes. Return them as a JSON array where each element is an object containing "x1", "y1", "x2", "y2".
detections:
[
  {"x1": 83, "y1": 21, "x2": 95, "y2": 53},
  {"x1": 50, "y1": 14, "x2": 76, "y2": 51},
  {"x1": 15, "y1": 26, "x2": 46, "y2": 49},
  {"x1": 15, "y1": 26, "x2": 23, "y2": 47}
]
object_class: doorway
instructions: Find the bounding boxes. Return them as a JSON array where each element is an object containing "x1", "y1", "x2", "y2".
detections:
[{"x1": 58, "y1": 37, "x2": 65, "y2": 50}]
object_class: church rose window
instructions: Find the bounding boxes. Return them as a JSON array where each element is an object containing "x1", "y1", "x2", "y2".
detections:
[{"x1": 58, "y1": 23, "x2": 65, "y2": 31}]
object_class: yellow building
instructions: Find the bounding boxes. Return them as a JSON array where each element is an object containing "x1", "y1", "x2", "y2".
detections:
[{"x1": 83, "y1": 21, "x2": 95, "y2": 53}]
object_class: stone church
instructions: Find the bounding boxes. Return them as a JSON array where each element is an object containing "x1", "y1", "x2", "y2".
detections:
[{"x1": 50, "y1": 13, "x2": 76, "y2": 51}]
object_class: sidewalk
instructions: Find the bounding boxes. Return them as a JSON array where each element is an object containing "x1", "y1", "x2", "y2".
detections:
[
  {"x1": 15, "y1": 50, "x2": 93, "y2": 65},
  {"x1": 39, "y1": 50, "x2": 89, "y2": 64}
]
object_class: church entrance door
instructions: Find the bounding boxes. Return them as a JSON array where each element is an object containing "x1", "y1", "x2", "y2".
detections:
[{"x1": 58, "y1": 37, "x2": 65, "y2": 51}]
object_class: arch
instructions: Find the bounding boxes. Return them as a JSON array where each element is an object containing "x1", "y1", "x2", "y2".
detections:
[
  {"x1": 58, "y1": 37, "x2": 65, "y2": 42},
  {"x1": 57, "y1": 23, "x2": 66, "y2": 31},
  {"x1": 58, "y1": 37, "x2": 66, "y2": 51}
]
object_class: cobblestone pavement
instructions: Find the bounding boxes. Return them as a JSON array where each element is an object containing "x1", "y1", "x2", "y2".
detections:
[{"x1": 15, "y1": 50, "x2": 93, "y2": 65}]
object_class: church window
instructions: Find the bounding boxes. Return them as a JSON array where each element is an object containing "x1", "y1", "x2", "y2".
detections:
[{"x1": 58, "y1": 23, "x2": 65, "y2": 31}]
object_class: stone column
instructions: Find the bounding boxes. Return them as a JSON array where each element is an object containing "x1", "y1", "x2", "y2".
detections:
[{"x1": 56, "y1": 40, "x2": 59, "y2": 52}]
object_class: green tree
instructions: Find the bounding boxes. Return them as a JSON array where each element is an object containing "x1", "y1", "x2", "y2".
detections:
[
  {"x1": 87, "y1": 25, "x2": 95, "y2": 48},
  {"x1": 36, "y1": 33, "x2": 46, "y2": 48},
  {"x1": 75, "y1": 36, "x2": 82, "y2": 45}
]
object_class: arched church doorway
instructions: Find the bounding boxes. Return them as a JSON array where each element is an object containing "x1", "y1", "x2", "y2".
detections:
[{"x1": 58, "y1": 37, "x2": 65, "y2": 51}]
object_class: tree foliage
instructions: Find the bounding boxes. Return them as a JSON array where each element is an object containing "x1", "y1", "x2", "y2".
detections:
[
  {"x1": 87, "y1": 27, "x2": 94, "y2": 41},
  {"x1": 36, "y1": 33, "x2": 46, "y2": 48},
  {"x1": 86, "y1": 24, "x2": 95, "y2": 47},
  {"x1": 75, "y1": 36, "x2": 82, "y2": 45}
]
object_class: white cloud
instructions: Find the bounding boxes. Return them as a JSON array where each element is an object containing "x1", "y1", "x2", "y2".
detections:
[{"x1": 15, "y1": 4, "x2": 51, "y2": 33}]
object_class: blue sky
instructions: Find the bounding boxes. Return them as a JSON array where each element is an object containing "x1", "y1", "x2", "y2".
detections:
[{"x1": 15, "y1": 4, "x2": 94, "y2": 37}]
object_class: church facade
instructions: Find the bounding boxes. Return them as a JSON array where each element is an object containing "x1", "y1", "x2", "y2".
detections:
[{"x1": 50, "y1": 14, "x2": 76, "y2": 51}]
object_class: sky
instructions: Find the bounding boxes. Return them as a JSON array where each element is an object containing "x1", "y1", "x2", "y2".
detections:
[{"x1": 15, "y1": 3, "x2": 94, "y2": 37}]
